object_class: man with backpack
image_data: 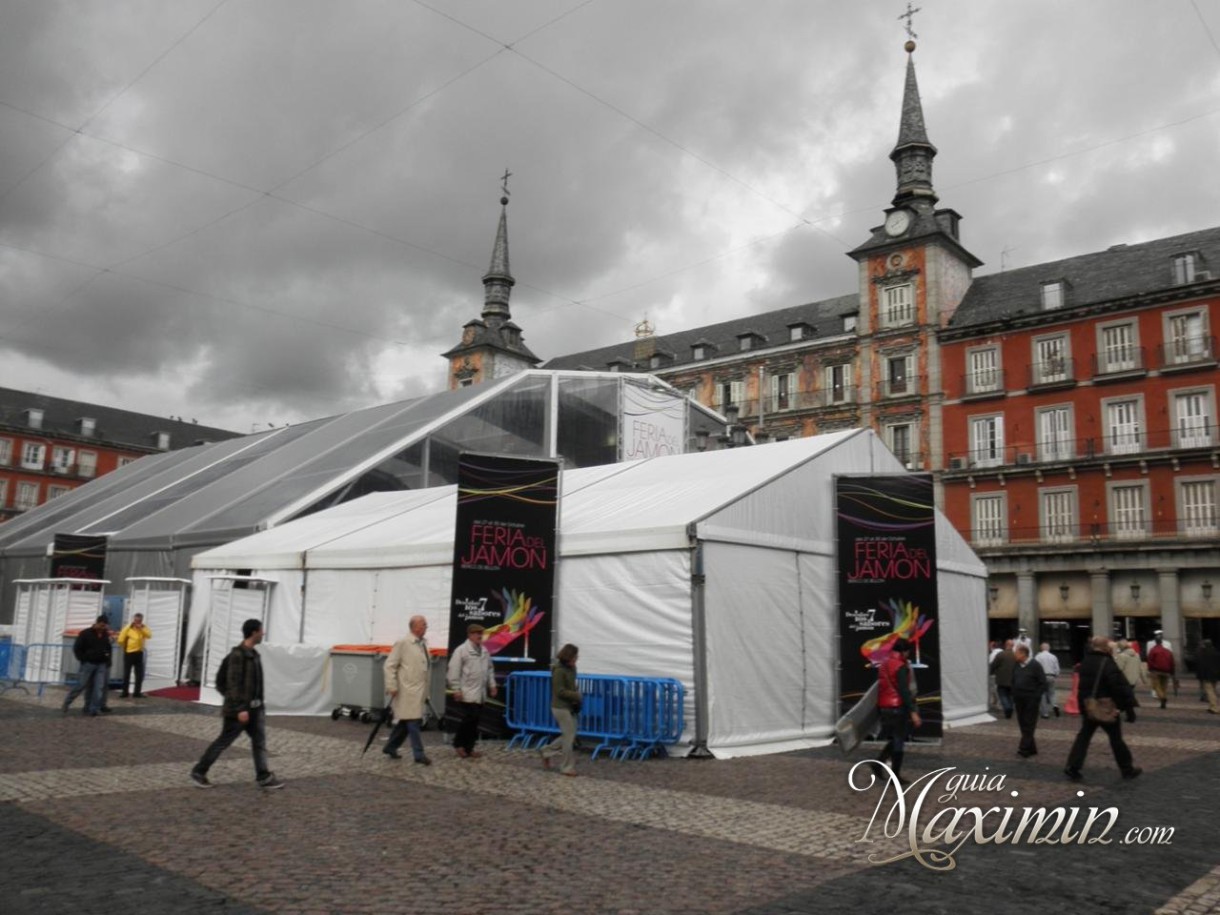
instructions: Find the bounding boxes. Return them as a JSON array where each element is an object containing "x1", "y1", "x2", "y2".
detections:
[
  {"x1": 1146, "y1": 635, "x2": 1175, "y2": 710},
  {"x1": 190, "y1": 619, "x2": 284, "y2": 789}
]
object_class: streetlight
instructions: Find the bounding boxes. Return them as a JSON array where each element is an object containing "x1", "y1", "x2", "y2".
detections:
[
  {"x1": 1130, "y1": 581, "x2": 1141, "y2": 604},
  {"x1": 1059, "y1": 583, "x2": 1070, "y2": 604},
  {"x1": 1203, "y1": 581, "x2": 1213, "y2": 604},
  {"x1": 988, "y1": 584, "x2": 999, "y2": 607},
  {"x1": 717, "y1": 404, "x2": 750, "y2": 449}
]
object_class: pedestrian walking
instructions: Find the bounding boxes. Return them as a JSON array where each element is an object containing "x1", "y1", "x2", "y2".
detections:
[
  {"x1": 1195, "y1": 639, "x2": 1219, "y2": 715},
  {"x1": 1146, "y1": 636, "x2": 1175, "y2": 709},
  {"x1": 382, "y1": 615, "x2": 433, "y2": 765},
  {"x1": 1014, "y1": 628, "x2": 1033, "y2": 654},
  {"x1": 116, "y1": 613, "x2": 152, "y2": 698},
  {"x1": 1012, "y1": 644, "x2": 1047, "y2": 757},
  {"x1": 190, "y1": 619, "x2": 284, "y2": 789},
  {"x1": 1145, "y1": 629, "x2": 1173, "y2": 657},
  {"x1": 1114, "y1": 639, "x2": 1147, "y2": 693},
  {"x1": 62, "y1": 615, "x2": 113, "y2": 716},
  {"x1": 1034, "y1": 642, "x2": 1061, "y2": 718},
  {"x1": 447, "y1": 623, "x2": 497, "y2": 759},
  {"x1": 1064, "y1": 636, "x2": 1141, "y2": 782},
  {"x1": 872, "y1": 638, "x2": 921, "y2": 785},
  {"x1": 539, "y1": 644, "x2": 582, "y2": 776},
  {"x1": 989, "y1": 639, "x2": 1017, "y2": 718},
  {"x1": 986, "y1": 640, "x2": 1000, "y2": 711}
]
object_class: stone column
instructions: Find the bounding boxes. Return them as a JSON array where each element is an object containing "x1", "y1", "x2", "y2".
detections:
[
  {"x1": 1090, "y1": 570, "x2": 1112, "y2": 643},
  {"x1": 1157, "y1": 568, "x2": 1184, "y2": 675},
  {"x1": 1017, "y1": 570, "x2": 1037, "y2": 637}
]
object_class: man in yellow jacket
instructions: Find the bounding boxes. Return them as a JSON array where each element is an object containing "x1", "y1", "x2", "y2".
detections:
[{"x1": 117, "y1": 613, "x2": 152, "y2": 698}]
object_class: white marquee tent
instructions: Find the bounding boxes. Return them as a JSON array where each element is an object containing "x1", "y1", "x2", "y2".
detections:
[{"x1": 191, "y1": 429, "x2": 990, "y2": 757}]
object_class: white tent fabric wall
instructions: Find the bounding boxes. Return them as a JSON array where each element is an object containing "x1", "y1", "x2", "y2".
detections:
[
  {"x1": 187, "y1": 430, "x2": 990, "y2": 750},
  {"x1": 11, "y1": 580, "x2": 108, "y2": 682}
]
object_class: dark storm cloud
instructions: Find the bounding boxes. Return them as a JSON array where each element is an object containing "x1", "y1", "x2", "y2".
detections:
[{"x1": 0, "y1": 0, "x2": 1217, "y2": 432}]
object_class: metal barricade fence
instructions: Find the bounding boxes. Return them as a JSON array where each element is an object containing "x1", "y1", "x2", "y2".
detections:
[
  {"x1": 0, "y1": 643, "x2": 29, "y2": 695},
  {"x1": 505, "y1": 671, "x2": 684, "y2": 760}
]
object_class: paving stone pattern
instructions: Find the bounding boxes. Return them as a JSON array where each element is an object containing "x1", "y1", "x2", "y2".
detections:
[{"x1": 1, "y1": 688, "x2": 1217, "y2": 914}]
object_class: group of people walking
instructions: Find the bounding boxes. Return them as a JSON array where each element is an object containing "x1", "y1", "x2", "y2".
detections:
[{"x1": 61, "y1": 612, "x2": 152, "y2": 716}]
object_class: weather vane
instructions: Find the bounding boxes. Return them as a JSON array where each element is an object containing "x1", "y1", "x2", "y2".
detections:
[
  {"x1": 899, "y1": 2, "x2": 921, "y2": 42},
  {"x1": 500, "y1": 168, "x2": 512, "y2": 198}
]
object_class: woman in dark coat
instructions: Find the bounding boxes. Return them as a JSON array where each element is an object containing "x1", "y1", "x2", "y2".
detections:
[{"x1": 1064, "y1": 636, "x2": 1141, "y2": 781}]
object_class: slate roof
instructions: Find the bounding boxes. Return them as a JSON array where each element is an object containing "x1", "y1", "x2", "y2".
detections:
[
  {"x1": 949, "y1": 225, "x2": 1220, "y2": 329},
  {"x1": 0, "y1": 386, "x2": 240, "y2": 451},
  {"x1": 543, "y1": 293, "x2": 860, "y2": 372}
]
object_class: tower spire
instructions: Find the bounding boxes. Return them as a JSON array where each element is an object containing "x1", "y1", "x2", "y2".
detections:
[
  {"x1": 889, "y1": 33, "x2": 938, "y2": 210},
  {"x1": 481, "y1": 175, "x2": 515, "y2": 327}
]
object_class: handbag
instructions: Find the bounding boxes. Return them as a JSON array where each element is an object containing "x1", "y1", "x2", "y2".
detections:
[{"x1": 1083, "y1": 659, "x2": 1120, "y2": 724}]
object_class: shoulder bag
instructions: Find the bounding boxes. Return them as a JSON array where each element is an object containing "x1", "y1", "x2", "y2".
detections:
[{"x1": 1083, "y1": 659, "x2": 1120, "y2": 724}]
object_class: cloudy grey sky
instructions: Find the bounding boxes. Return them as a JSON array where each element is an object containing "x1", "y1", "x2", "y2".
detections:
[{"x1": 2, "y1": 1, "x2": 1218, "y2": 433}]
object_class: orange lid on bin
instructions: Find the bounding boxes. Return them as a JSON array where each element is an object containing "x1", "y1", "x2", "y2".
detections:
[{"x1": 331, "y1": 644, "x2": 394, "y2": 654}]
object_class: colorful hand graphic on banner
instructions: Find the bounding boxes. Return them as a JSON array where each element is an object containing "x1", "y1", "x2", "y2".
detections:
[
  {"x1": 483, "y1": 587, "x2": 545, "y2": 655},
  {"x1": 860, "y1": 597, "x2": 934, "y2": 666}
]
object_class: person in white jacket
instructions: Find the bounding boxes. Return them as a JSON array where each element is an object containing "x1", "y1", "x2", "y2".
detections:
[
  {"x1": 1034, "y1": 643, "x2": 1061, "y2": 718},
  {"x1": 447, "y1": 623, "x2": 498, "y2": 758},
  {"x1": 383, "y1": 615, "x2": 432, "y2": 765}
]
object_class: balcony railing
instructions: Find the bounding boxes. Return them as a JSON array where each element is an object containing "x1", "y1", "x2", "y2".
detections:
[
  {"x1": 969, "y1": 517, "x2": 1220, "y2": 548},
  {"x1": 962, "y1": 368, "x2": 1007, "y2": 398},
  {"x1": 1027, "y1": 357, "x2": 1078, "y2": 388},
  {"x1": 716, "y1": 386, "x2": 861, "y2": 417},
  {"x1": 881, "y1": 377, "x2": 917, "y2": 398},
  {"x1": 1159, "y1": 336, "x2": 1217, "y2": 370},
  {"x1": 1092, "y1": 346, "x2": 1147, "y2": 377},
  {"x1": 945, "y1": 423, "x2": 1216, "y2": 471}
]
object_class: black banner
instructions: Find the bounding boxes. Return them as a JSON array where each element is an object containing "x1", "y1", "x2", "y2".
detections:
[
  {"x1": 448, "y1": 454, "x2": 559, "y2": 670},
  {"x1": 50, "y1": 533, "x2": 107, "y2": 580},
  {"x1": 836, "y1": 474, "x2": 941, "y2": 738}
]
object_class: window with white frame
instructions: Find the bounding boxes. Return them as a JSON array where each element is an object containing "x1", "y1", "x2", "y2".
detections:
[
  {"x1": 843, "y1": 315, "x2": 857, "y2": 333},
  {"x1": 1037, "y1": 406, "x2": 1073, "y2": 461},
  {"x1": 1041, "y1": 488, "x2": 1077, "y2": 543},
  {"x1": 1173, "y1": 253, "x2": 1197, "y2": 284},
  {"x1": 769, "y1": 372, "x2": 796, "y2": 411},
  {"x1": 78, "y1": 417, "x2": 96, "y2": 437},
  {"x1": 21, "y1": 442, "x2": 46, "y2": 470},
  {"x1": 886, "y1": 354, "x2": 913, "y2": 396},
  {"x1": 886, "y1": 422, "x2": 917, "y2": 467},
  {"x1": 972, "y1": 493, "x2": 1006, "y2": 546},
  {"x1": 1105, "y1": 398, "x2": 1142, "y2": 454},
  {"x1": 825, "y1": 363, "x2": 852, "y2": 403},
  {"x1": 1033, "y1": 335, "x2": 1069, "y2": 384},
  {"x1": 967, "y1": 347, "x2": 1000, "y2": 394},
  {"x1": 47, "y1": 484, "x2": 71, "y2": 500},
  {"x1": 51, "y1": 446, "x2": 74, "y2": 473},
  {"x1": 970, "y1": 415, "x2": 1005, "y2": 467},
  {"x1": 691, "y1": 344, "x2": 706, "y2": 360},
  {"x1": 713, "y1": 380, "x2": 746, "y2": 409},
  {"x1": 25, "y1": 409, "x2": 43, "y2": 429},
  {"x1": 1174, "y1": 390, "x2": 1213, "y2": 448},
  {"x1": 0, "y1": 437, "x2": 11, "y2": 466},
  {"x1": 1099, "y1": 323, "x2": 1138, "y2": 373},
  {"x1": 1111, "y1": 483, "x2": 1148, "y2": 540},
  {"x1": 1180, "y1": 479, "x2": 1218, "y2": 536},
  {"x1": 880, "y1": 283, "x2": 914, "y2": 328},
  {"x1": 15, "y1": 481, "x2": 39, "y2": 511},
  {"x1": 77, "y1": 450, "x2": 97, "y2": 478},
  {"x1": 1041, "y1": 281, "x2": 1065, "y2": 310},
  {"x1": 1167, "y1": 311, "x2": 1209, "y2": 363}
]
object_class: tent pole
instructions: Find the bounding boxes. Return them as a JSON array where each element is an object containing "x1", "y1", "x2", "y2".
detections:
[{"x1": 688, "y1": 537, "x2": 713, "y2": 759}]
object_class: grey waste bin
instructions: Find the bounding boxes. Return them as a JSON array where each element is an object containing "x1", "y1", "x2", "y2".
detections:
[{"x1": 329, "y1": 646, "x2": 390, "y2": 714}]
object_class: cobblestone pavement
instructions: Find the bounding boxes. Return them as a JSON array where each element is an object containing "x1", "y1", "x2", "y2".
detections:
[{"x1": 1, "y1": 686, "x2": 1217, "y2": 914}]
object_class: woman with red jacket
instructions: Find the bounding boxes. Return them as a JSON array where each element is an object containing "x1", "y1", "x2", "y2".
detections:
[{"x1": 874, "y1": 638, "x2": 921, "y2": 784}]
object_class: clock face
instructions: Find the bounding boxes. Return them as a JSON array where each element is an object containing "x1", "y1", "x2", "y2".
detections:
[{"x1": 884, "y1": 209, "x2": 912, "y2": 237}]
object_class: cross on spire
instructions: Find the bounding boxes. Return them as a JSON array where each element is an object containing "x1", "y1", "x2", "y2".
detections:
[
  {"x1": 899, "y1": 2, "x2": 921, "y2": 41},
  {"x1": 500, "y1": 168, "x2": 513, "y2": 198}
]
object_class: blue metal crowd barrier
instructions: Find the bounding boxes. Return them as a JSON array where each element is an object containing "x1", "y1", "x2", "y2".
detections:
[
  {"x1": 0, "y1": 643, "x2": 30, "y2": 695},
  {"x1": 505, "y1": 671, "x2": 684, "y2": 760},
  {"x1": 0, "y1": 643, "x2": 76, "y2": 697}
]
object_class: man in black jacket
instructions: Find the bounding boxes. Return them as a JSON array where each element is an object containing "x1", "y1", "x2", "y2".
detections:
[
  {"x1": 1011, "y1": 644, "x2": 1047, "y2": 757},
  {"x1": 1065, "y1": 636, "x2": 1141, "y2": 781},
  {"x1": 62, "y1": 615, "x2": 113, "y2": 716},
  {"x1": 190, "y1": 619, "x2": 284, "y2": 790},
  {"x1": 1196, "y1": 638, "x2": 1219, "y2": 714}
]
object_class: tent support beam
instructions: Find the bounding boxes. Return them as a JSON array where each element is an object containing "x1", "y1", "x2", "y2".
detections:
[{"x1": 688, "y1": 538, "x2": 713, "y2": 759}]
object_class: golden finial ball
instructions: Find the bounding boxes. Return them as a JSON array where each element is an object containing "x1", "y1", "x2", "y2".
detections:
[{"x1": 904, "y1": 40, "x2": 916, "y2": 53}]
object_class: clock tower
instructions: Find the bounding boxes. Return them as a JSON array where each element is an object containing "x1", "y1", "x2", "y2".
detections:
[{"x1": 847, "y1": 37, "x2": 982, "y2": 488}]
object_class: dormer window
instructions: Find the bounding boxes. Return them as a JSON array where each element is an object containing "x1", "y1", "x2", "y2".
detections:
[
  {"x1": 78, "y1": 417, "x2": 96, "y2": 437},
  {"x1": 25, "y1": 408, "x2": 43, "y2": 430},
  {"x1": 690, "y1": 339, "x2": 716, "y2": 361},
  {"x1": 153, "y1": 432, "x2": 170, "y2": 450},
  {"x1": 1041, "y1": 281, "x2": 1065, "y2": 310},
  {"x1": 648, "y1": 351, "x2": 674, "y2": 370},
  {"x1": 788, "y1": 322, "x2": 813, "y2": 342},
  {"x1": 737, "y1": 331, "x2": 765, "y2": 352},
  {"x1": 1173, "y1": 252, "x2": 1205, "y2": 284},
  {"x1": 843, "y1": 315, "x2": 858, "y2": 333},
  {"x1": 606, "y1": 357, "x2": 630, "y2": 373}
]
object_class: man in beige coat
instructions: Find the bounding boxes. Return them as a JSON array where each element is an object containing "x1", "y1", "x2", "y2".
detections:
[
  {"x1": 383, "y1": 615, "x2": 432, "y2": 765},
  {"x1": 1114, "y1": 640, "x2": 1146, "y2": 691}
]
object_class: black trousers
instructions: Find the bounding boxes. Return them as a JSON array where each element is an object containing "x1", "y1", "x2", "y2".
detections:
[
  {"x1": 1013, "y1": 694, "x2": 1040, "y2": 754},
  {"x1": 122, "y1": 651, "x2": 145, "y2": 696},
  {"x1": 453, "y1": 701, "x2": 483, "y2": 752},
  {"x1": 1066, "y1": 715, "x2": 1135, "y2": 774}
]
